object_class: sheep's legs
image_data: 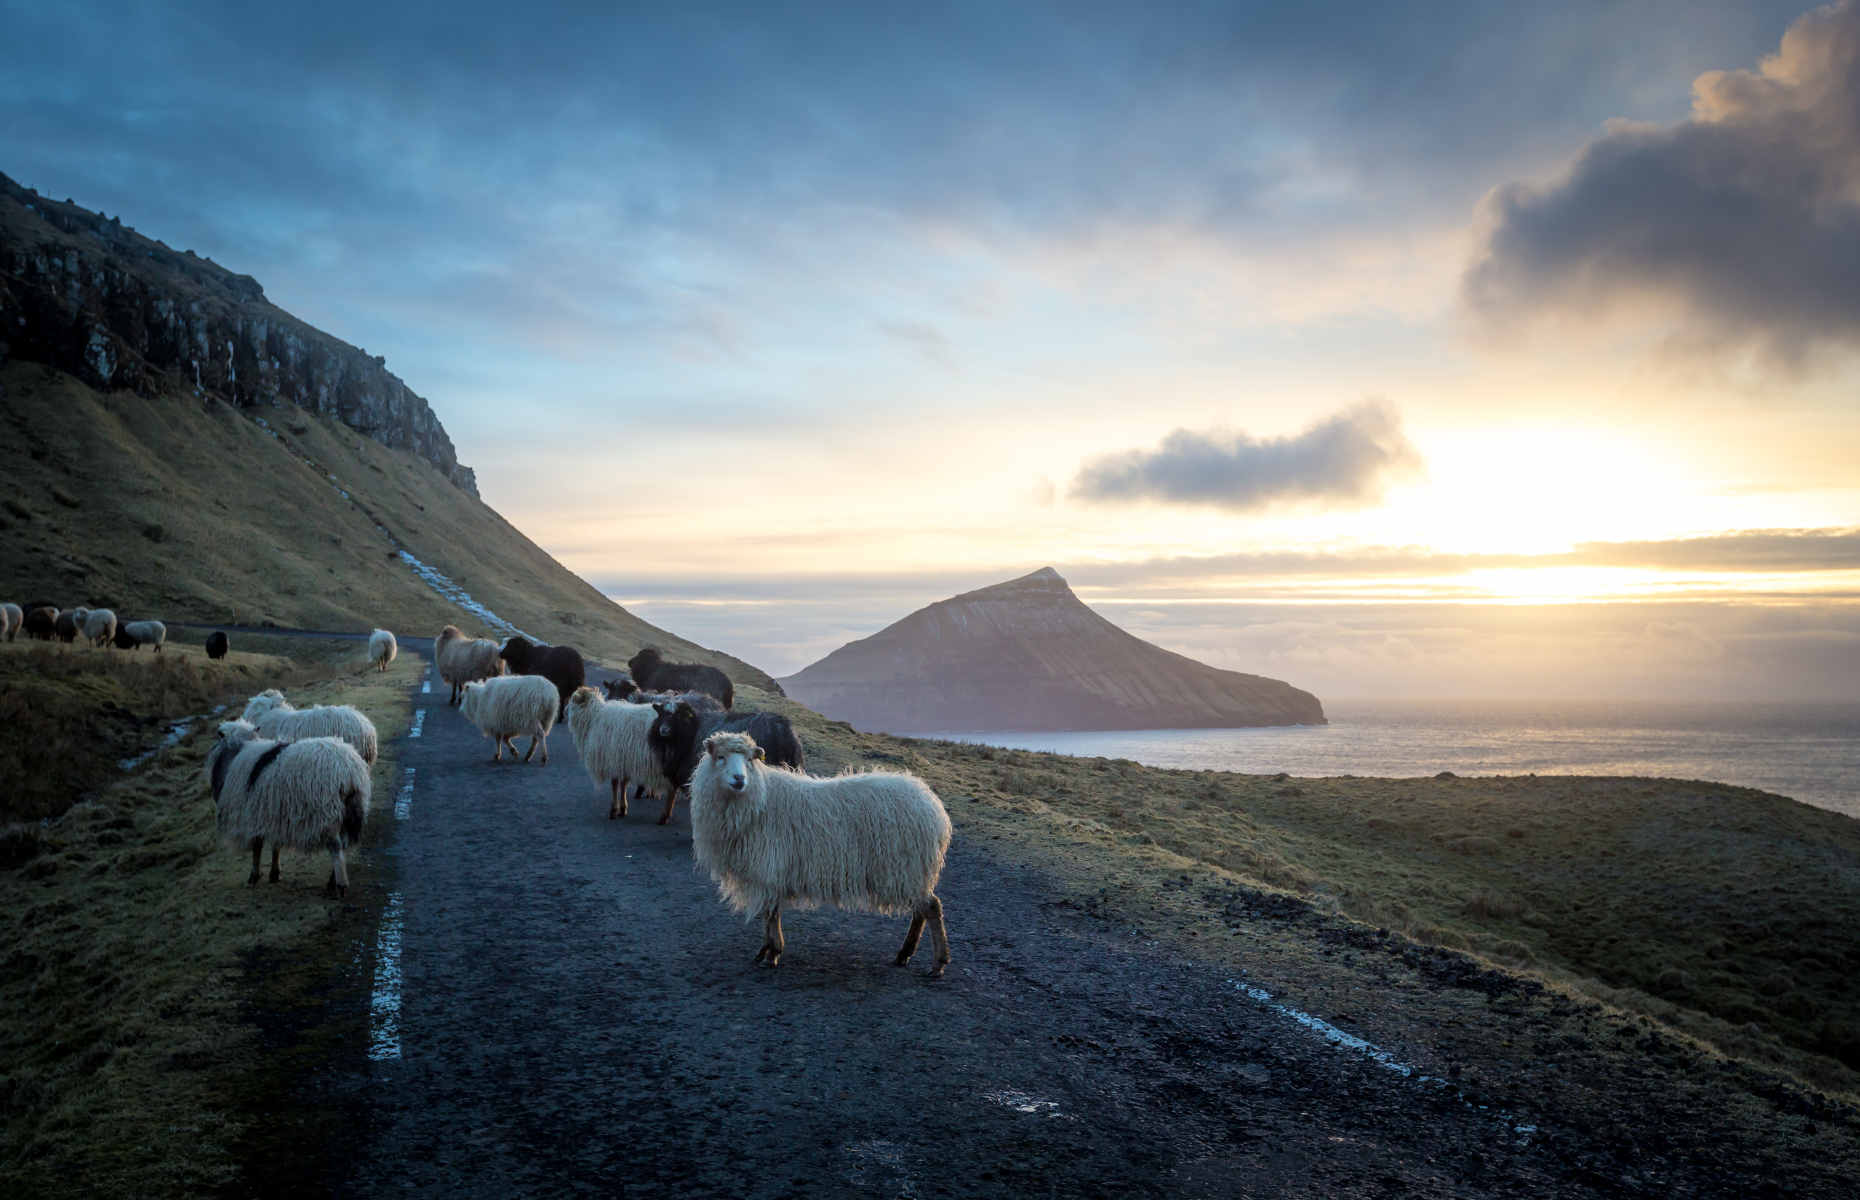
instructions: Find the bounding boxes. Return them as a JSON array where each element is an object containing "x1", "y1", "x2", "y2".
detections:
[
  {"x1": 896, "y1": 895, "x2": 950, "y2": 978},
  {"x1": 491, "y1": 735, "x2": 507, "y2": 764},
  {"x1": 657, "y1": 788, "x2": 678, "y2": 826},
  {"x1": 523, "y1": 728, "x2": 547, "y2": 764},
  {"x1": 247, "y1": 837, "x2": 264, "y2": 886},
  {"x1": 754, "y1": 903, "x2": 785, "y2": 967},
  {"x1": 608, "y1": 778, "x2": 627, "y2": 819},
  {"x1": 325, "y1": 844, "x2": 349, "y2": 898},
  {"x1": 269, "y1": 845, "x2": 281, "y2": 883}
]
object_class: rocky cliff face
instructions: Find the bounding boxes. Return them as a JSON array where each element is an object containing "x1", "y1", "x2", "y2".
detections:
[
  {"x1": 781, "y1": 567, "x2": 1325, "y2": 733},
  {"x1": 0, "y1": 171, "x2": 475, "y2": 495}
]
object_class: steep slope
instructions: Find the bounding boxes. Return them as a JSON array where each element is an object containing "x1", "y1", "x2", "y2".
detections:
[
  {"x1": 0, "y1": 364, "x2": 776, "y2": 691},
  {"x1": 781, "y1": 566, "x2": 1323, "y2": 732},
  {"x1": 0, "y1": 171, "x2": 474, "y2": 492}
]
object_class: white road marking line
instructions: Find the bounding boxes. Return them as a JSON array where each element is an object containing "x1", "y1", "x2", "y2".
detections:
[
  {"x1": 394, "y1": 767, "x2": 415, "y2": 820},
  {"x1": 1229, "y1": 979, "x2": 1539, "y2": 1143},
  {"x1": 369, "y1": 891, "x2": 405, "y2": 1061},
  {"x1": 409, "y1": 709, "x2": 425, "y2": 739}
]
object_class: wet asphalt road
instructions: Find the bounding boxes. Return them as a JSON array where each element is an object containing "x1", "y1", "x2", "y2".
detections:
[{"x1": 302, "y1": 653, "x2": 1851, "y2": 1199}]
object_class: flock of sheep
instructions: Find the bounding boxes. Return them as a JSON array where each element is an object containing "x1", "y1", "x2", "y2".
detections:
[
  {"x1": 196, "y1": 623, "x2": 954, "y2": 977},
  {"x1": 3, "y1": 600, "x2": 179, "y2": 653}
]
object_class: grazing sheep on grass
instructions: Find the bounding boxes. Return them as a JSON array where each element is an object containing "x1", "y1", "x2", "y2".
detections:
[
  {"x1": 206, "y1": 630, "x2": 230, "y2": 660},
  {"x1": 459, "y1": 674, "x2": 559, "y2": 764},
  {"x1": 114, "y1": 619, "x2": 167, "y2": 652},
  {"x1": 602, "y1": 674, "x2": 725, "y2": 711},
  {"x1": 564, "y1": 686, "x2": 670, "y2": 819},
  {"x1": 22, "y1": 606, "x2": 57, "y2": 641},
  {"x1": 647, "y1": 700, "x2": 804, "y2": 825},
  {"x1": 690, "y1": 731, "x2": 952, "y2": 977},
  {"x1": 53, "y1": 610, "x2": 82, "y2": 643},
  {"x1": 369, "y1": 628, "x2": 397, "y2": 672},
  {"x1": 241, "y1": 689, "x2": 379, "y2": 765},
  {"x1": 206, "y1": 720, "x2": 371, "y2": 896},
  {"x1": 0, "y1": 603, "x2": 20, "y2": 641},
  {"x1": 83, "y1": 608, "x2": 117, "y2": 647},
  {"x1": 627, "y1": 647, "x2": 733, "y2": 710},
  {"x1": 435, "y1": 624, "x2": 504, "y2": 704},
  {"x1": 499, "y1": 635, "x2": 585, "y2": 721}
]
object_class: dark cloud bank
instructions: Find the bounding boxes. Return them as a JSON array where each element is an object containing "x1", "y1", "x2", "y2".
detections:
[
  {"x1": 1464, "y1": 0, "x2": 1860, "y2": 361},
  {"x1": 1070, "y1": 400, "x2": 1424, "y2": 512}
]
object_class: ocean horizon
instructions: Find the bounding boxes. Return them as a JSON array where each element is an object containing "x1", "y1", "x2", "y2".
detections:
[{"x1": 913, "y1": 698, "x2": 1860, "y2": 819}]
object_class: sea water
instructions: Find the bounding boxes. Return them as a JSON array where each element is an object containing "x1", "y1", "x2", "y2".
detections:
[{"x1": 921, "y1": 700, "x2": 1860, "y2": 818}]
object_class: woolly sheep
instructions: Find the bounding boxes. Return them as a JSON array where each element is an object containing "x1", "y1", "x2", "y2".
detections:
[
  {"x1": 627, "y1": 647, "x2": 734, "y2": 710},
  {"x1": 22, "y1": 606, "x2": 57, "y2": 640},
  {"x1": 0, "y1": 603, "x2": 20, "y2": 641},
  {"x1": 435, "y1": 624, "x2": 504, "y2": 704},
  {"x1": 206, "y1": 630, "x2": 230, "y2": 660},
  {"x1": 498, "y1": 635, "x2": 585, "y2": 721},
  {"x1": 647, "y1": 701, "x2": 803, "y2": 826},
  {"x1": 116, "y1": 619, "x2": 167, "y2": 652},
  {"x1": 83, "y1": 608, "x2": 117, "y2": 647},
  {"x1": 369, "y1": 627, "x2": 398, "y2": 672},
  {"x1": 690, "y1": 731, "x2": 953, "y2": 977},
  {"x1": 564, "y1": 686, "x2": 671, "y2": 820},
  {"x1": 602, "y1": 674, "x2": 725, "y2": 713},
  {"x1": 459, "y1": 674, "x2": 559, "y2": 764},
  {"x1": 241, "y1": 689, "x2": 380, "y2": 765},
  {"x1": 206, "y1": 720, "x2": 371, "y2": 896}
]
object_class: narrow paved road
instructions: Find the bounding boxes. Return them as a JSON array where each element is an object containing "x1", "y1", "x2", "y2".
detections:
[{"x1": 302, "y1": 655, "x2": 1824, "y2": 1198}]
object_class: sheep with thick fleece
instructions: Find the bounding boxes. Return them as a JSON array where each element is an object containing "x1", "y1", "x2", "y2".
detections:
[
  {"x1": 690, "y1": 731, "x2": 953, "y2": 976},
  {"x1": 564, "y1": 686, "x2": 670, "y2": 819},
  {"x1": 118, "y1": 619, "x2": 167, "y2": 652},
  {"x1": 368, "y1": 627, "x2": 398, "y2": 672},
  {"x1": 459, "y1": 674, "x2": 558, "y2": 764},
  {"x1": 83, "y1": 608, "x2": 117, "y2": 647},
  {"x1": 1, "y1": 603, "x2": 20, "y2": 642},
  {"x1": 241, "y1": 689, "x2": 380, "y2": 765},
  {"x1": 205, "y1": 719, "x2": 371, "y2": 896},
  {"x1": 435, "y1": 624, "x2": 504, "y2": 704}
]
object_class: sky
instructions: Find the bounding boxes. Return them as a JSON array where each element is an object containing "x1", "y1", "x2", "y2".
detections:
[{"x1": 5, "y1": 0, "x2": 1859, "y2": 700}]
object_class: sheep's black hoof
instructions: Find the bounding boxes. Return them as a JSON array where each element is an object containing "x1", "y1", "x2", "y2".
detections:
[
  {"x1": 657, "y1": 815, "x2": 671, "y2": 826},
  {"x1": 269, "y1": 870, "x2": 281, "y2": 883},
  {"x1": 929, "y1": 963, "x2": 947, "y2": 979},
  {"x1": 893, "y1": 952, "x2": 912, "y2": 967},
  {"x1": 245, "y1": 873, "x2": 259, "y2": 887}
]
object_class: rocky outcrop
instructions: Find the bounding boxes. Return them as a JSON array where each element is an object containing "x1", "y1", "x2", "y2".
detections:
[
  {"x1": 0, "y1": 171, "x2": 476, "y2": 495},
  {"x1": 781, "y1": 567, "x2": 1325, "y2": 733}
]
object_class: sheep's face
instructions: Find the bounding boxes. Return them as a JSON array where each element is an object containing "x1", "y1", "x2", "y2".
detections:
[
  {"x1": 460, "y1": 682, "x2": 484, "y2": 719},
  {"x1": 706, "y1": 735, "x2": 764, "y2": 793}
]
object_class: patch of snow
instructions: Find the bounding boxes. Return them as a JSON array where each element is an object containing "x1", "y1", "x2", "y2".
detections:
[{"x1": 396, "y1": 550, "x2": 534, "y2": 639}]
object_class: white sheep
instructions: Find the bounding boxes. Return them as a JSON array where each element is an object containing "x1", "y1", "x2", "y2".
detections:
[
  {"x1": 83, "y1": 608, "x2": 116, "y2": 647},
  {"x1": 240, "y1": 689, "x2": 380, "y2": 765},
  {"x1": 689, "y1": 731, "x2": 953, "y2": 977},
  {"x1": 368, "y1": 627, "x2": 398, "y2": 672},
  {"x1": 564, "y1": 685, "x2": 670, "y2": 819},
  {"x1": 435, "y1": 624, "x2": 504, "y2": 704},
  {"x1": 459, "y1": 674, "x2": 559, "y2": 764},
  {"x1": 1, "y1": 602, "x2": 21, "y2": 642},
  {"x1": 205, "y1": 719, "x2": 372, "y2": 896},
  {"x1": 120, "y1": 619, "x2": 167, "y2": 652}
]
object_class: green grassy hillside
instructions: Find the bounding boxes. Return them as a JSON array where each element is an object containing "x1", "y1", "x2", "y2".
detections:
[{"x1": 0, "y1": 361, "x2": 775, "y2": 689}]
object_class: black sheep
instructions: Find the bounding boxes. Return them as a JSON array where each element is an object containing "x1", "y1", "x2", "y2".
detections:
[
  {"x1": 206, "y1": 630, "x2": 230, "y2": 660},
  {"x1": 113, "y1": 626, "x2": 139, "y2": 650},
  {"x1": 499, "y1": 635, "x2": 586, "y2": 721},
  {"x1": 22, "y1": 606, "x2": 57, "y2": 641},
  {"x1": 601, "y1": 673, "x2": 724, "y2": 713},
  {"x1": 627, "y1": 647, "x2": 733, "y2": 710},
  {"x1": 53, "y1": 611, "x2": 80, "y2": 643},
  {"x1": 647, "y1": 699, "x2": 804, "y2": 823}
]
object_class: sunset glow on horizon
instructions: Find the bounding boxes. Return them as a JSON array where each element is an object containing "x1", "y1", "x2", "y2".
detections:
[{"x1": 8, "y1": 0, "x2": 1859, "y2": 700}]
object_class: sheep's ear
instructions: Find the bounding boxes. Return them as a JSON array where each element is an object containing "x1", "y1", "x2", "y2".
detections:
[{"x1": 754, "y1": 746, "x2": 765, "y2": 760}]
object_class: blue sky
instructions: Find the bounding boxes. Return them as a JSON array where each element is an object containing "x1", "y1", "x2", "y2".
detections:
[{"x1": 5, "y1": 1, "x2": 1858, "y2": 696}]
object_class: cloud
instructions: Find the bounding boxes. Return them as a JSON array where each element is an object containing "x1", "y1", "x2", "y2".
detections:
[
  {"x1": 1070, "y1": 400, "x2": 1424, "y2": 512},
  {"x1": 1463, "y1": 0, "x2": 1860, "y2": 362}
]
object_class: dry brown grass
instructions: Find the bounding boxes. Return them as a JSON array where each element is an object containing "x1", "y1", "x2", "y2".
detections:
[
  {"x1": 0, "y1": 360, "x2": 773, "y2": 688},
  {"x1": 780, "y1": 713, "x2": 1860, "y2": 1099},
  {"x1": 0, "y1": 643, "x2": 417, "y2": 1194}
]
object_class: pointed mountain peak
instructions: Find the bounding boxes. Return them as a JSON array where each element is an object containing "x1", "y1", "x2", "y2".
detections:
[{"x1": 960, "y1": 565, "x2": 1072, "y2": 601}]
